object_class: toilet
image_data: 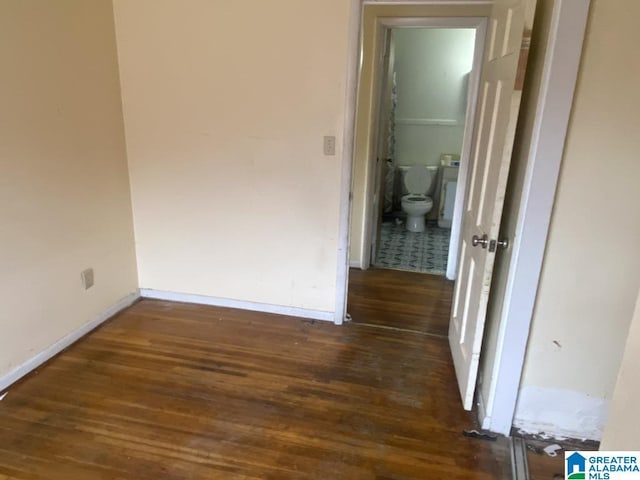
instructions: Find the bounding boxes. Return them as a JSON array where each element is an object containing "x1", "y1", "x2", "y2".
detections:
[{"x1": 401, "y1": 166, "x2": 434, "y2": 232}]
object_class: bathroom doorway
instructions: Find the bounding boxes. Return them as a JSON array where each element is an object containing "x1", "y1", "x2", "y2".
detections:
[{"x1": 369, "y1": 25, "x2": 484, "y2": 279}]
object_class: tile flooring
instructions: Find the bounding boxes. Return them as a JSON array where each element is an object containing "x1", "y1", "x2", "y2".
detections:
[{"x1": 373, "y1": 220, "x2": 451, "y2": 275}]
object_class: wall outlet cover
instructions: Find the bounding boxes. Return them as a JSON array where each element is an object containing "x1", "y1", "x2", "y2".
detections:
[{"x1": 323, "y1": 135, "x2": 336, "y2": 156}]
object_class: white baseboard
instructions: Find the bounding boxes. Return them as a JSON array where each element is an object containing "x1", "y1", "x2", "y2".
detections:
[
  {"x1": 0, "y1": 291, "x2": 140, "y2": 393},
  {"x1": 140, "y1": 289, "x2": 335, "y2": 323},
  {"x1": 513, "y1": 386, "x2": 609, "y2": 441}
]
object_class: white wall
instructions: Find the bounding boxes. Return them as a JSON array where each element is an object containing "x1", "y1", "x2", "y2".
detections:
[
  {"x1": 393, "y1": 28, "x2": 476, "y2": 166},
  {"x1": 113, "y1": 0, "x2": 350, "y2": 315},
  {"x1": 514, "y1": 0, "x2": 640, "y2": 441},
  {"x1": 0, "y1": 0, "x2": 138, "y2": 383}
]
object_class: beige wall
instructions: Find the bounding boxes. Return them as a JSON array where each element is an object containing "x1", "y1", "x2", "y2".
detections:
[
  {"x1": 514, "y1": 0, "x2": 640, "y2": 440},
  {"x1": 600, "y1": 288, "x2": 640, "y2": 450},
  {"x1": 0, "y1": 0, "x2": 138, "y2": 380},
  {"x1": 113, "y1": 0, "x2": 350, "y2": 313}
]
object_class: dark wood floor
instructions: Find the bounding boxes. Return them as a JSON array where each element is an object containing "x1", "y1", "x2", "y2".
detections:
[
  {"x1": 348, "y1": 267, "x2": 566, "y2": 479},
  {"x1": 524, "y1": 436, "x2": 600, "y2": 480},
  {"x1": 348, "y1": 268, "x2": 454, "y2": 335},
  {"x1": 527, "y1": 440, "x2": 564, "y2": 480},
  {"x1": 0, "y1": 291, "x2": 514, "y2": 479}
]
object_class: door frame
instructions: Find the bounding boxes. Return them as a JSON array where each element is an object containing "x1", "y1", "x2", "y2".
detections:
[
  {"x1": 368, "y1": 28, "x2": 393, "y2": 267},
  {"x1": 335, "y1": 0, "x2": 494, "y2": 324},
  {"x1": 334, "y1": 0, "x2": 588, "y2": 435},
  {"x1": 477, "y1": 0, "x2": 590, "y2": 434},
  {"x1": 364, "y1": 16, "x2": 487, "y2": 276}
]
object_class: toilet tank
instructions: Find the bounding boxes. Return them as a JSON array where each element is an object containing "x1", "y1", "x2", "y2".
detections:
[{"x1": 397, "y1": 165, "x2": 439, "y2": 196}]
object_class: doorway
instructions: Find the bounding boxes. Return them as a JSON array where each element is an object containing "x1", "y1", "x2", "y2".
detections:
[
  {"x1": 369, "y1": 25, "x2": 483, "y2": 279},
  {"x1": 347, "y1": 15, "x2": 487, "y2": 341},
  {"x1": 338, "y1": 0, "x2": 589, "y2": 440},
  {"x1": 344, "y1": 0, "x2": 526, "y2": 418}
]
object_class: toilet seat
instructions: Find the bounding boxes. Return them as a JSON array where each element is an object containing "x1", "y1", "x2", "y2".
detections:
[
  {"x1": 402, "y1": 194, "x2": 433, "y2": 208},
  {"x1": 400, "y1": 166, "x2": 435, "y2": 233}
]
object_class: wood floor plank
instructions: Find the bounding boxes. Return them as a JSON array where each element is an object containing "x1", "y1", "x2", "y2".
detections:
[
  {"x1": 0, "y1": 297, "x2": 510, "y2": 479},
  {"x1": 348, "y1": 268, "x2": 454, "y2": 335}
]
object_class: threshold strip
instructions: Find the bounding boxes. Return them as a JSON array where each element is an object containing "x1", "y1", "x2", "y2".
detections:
[
  {"x1": 349, "y1": 321, "x2": 448, "y2": 339},
  {"x1": 511, "y1": 436, "x2": 530, "y2": 480}
]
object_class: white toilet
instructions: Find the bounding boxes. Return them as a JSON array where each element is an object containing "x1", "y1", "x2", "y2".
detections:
[{"x1": 401, "y1": 166, "x2": 434, "y2": 232}]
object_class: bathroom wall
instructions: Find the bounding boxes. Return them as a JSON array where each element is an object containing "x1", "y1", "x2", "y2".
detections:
[
  {"x1": 0, "y1": 0, "x2": 138, "y2": 383},
  {"x1": 392, "y1": 28, "x2": 476, "y2": 167}
]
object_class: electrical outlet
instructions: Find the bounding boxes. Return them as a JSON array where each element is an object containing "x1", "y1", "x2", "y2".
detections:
[
  {"x1": 323, "y1": 135, "x2": 336, "y2": 156},
  {"x1": 81, "y1": 268, "x2": 94, "y2": 290}
]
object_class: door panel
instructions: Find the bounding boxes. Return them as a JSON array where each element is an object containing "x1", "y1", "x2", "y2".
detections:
[{"x1": 449, "y1": 0, "x2": 535, "y2": 410}]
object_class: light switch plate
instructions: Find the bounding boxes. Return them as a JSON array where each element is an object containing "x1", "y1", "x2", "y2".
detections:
[{"x1": 81, "y1": 268, "x2": 94, "y2": 290}]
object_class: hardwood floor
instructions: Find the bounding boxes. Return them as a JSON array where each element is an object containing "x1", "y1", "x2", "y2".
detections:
[
  {"x1": 527, "y1": 442, "x2": 564, "y2": 480},
  {"x1": 348, "y1": 267, "x2": 454, "y2": 335},
  {"x1": 524, "y1": 437, "x2": 599, "y2": 480},
  {"x1": 0, "y1": 297, "x2": 512, "y2": 479},
  {"x1": 348, "y1": 268, "x2": 578, "y2": 479}
]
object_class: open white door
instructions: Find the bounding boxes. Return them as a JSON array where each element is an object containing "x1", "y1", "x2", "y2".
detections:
[{"x1": 449, "y1": 0, "x2": 535, "y2": 410}]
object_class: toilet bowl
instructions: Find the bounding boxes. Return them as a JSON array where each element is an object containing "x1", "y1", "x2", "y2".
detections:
[{"x1": 401, "y1": 166, "x2": 434, "y2": 233}]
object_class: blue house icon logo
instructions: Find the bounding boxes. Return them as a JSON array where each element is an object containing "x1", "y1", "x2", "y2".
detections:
[{"x1": 566, "y1": 452, "x2": 586, "y2": 479}]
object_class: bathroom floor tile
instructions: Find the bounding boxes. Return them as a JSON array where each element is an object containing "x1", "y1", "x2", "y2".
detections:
[{"x1": 374, "y1": 220, "x2": 450, "y2": 275}]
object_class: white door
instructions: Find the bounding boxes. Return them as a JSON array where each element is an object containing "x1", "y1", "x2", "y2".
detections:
[{"x1": 449, "y1": 0, "x2": 535, "y2": 410}]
